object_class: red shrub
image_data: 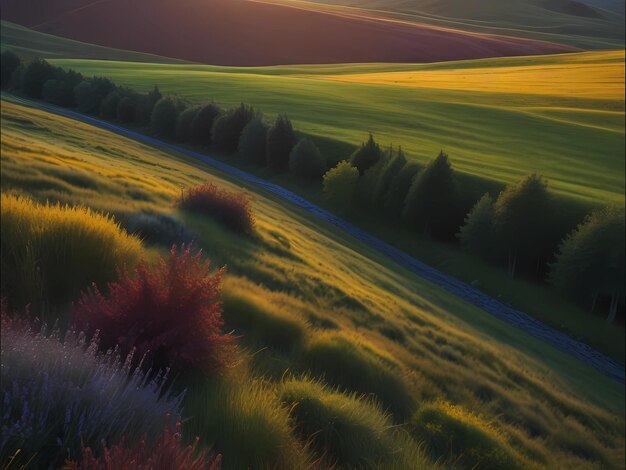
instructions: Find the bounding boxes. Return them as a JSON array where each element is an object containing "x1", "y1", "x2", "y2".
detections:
[
  {"x1": 180, "y1": 183, "x2": 254, "y2": 233},
  {"x1": 72, "y1": 245, "x2": 234, "y2": 372},
  {"x1": 67, "y1": 418, "x2": 222, "y2": 470}
]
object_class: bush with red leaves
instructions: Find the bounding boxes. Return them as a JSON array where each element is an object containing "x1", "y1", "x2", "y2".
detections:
[
  {"x1": 67, "y1": 418, "x2": 222, "y2": 470},
  {"x1": 180, "y1": 183, "x2": 254, "y2": 234},
  {"x1": 72, "y1": 245, "x2": 234, "y2": 372}
]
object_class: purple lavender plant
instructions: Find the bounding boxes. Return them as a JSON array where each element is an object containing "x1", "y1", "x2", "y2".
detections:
[{"x1": 0, "y1": 323, "x2": 184, "y2": 469}]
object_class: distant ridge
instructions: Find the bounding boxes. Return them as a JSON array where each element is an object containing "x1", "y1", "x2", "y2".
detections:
[{"x1": 0, "y1": 0, "x2": 578, "y2": 66}]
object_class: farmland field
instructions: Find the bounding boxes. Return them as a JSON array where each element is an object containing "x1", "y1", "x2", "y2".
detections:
[{"x1": 47, "y1": 50, "x2": 625, "y2": 204}]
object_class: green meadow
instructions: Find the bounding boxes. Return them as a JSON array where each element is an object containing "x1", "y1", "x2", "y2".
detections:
[
  {"x1": 47, "y1": 50, "x2": 625, "y2": 205},
  {"x1": 2, "y1": 97, "x2": 624, "y2": 468}
]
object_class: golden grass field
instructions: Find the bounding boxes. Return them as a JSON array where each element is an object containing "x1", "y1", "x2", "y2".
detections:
[{"x1": 1, "y1": 97, "x2": 624, "y2": 468}]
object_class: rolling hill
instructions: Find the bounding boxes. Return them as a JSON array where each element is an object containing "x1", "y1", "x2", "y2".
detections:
[
  {"x1": 46, "y1": 50, "x2": 625, "y2": 205},
  {"x1": 1, "y1": 96, "x2": 624, "y2": 468},
  {"x1": 295, "y1": 0, "x2": 625, "y2": 48},
  {"x1": 0, "y1": 0, "x2": 577, "y2": 65}
]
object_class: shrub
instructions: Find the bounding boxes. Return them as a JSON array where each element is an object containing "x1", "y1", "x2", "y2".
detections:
[
  {"x1": 238, "y1": 118, "x2": 268, "y2": 165},
  {"x1": 180, "y1": 183, "x2": 255, "y2": 234},
  {"x1": 72, "y1": 245, "x2": 233, "y2": 372},
  {"x1": 1, "y1": 50, "x2": 20, "y2": 88},
  {"x1": 458, "y1": 193, "x2": 495, "y2": 257},
  {"x1": 550, "y1": 207, "x2": 625, "y2": 322},
  {"x1": 266, "y1": 114, "x2": 297, "y2": 171},
  {"x1": 191, "y1": 103, "x2": 222, "y2": 146},
  {"x1": 280, "y1": 377, "x2": 394, "y2": 467},
  {"x1": 100, "y1": 90, "x2": 122, "y2": 119},
  {"x1": 184, "y1": 378, "x2": 308, "y2": 469},
  {"x1": 151, "y1": 97, "x2": 180, "y2": 139},
  {"x1": 212, "y1": 103, "x2": 256, "y2": 153},
  {"x1": 289, "y1": 138, "x2": 326, "y2": 179},
  {"x1": 0, "y1": 321, "x2": 183, "y2": 469},
  {"x1": 301, "y1": 333, "x2": 413, "y2": 419},
  {"x1": 349, "y1": 133, "x2": 383, "y2": 175},
  {"x1": 402, "y1": 151, "x2": 459, "y2": 237},
  {"x1": 125, "y1": 212, "x2": 195, "y2": 247},
  {"x1": 176, "y1": 106, "x2": 200, "y2": 141},
  {"x1": 21, "y1": 58, "x2": 57, "y2": 98},
  {"x1": 0, "y1": 193, "x2": 142, "y2": 310},
  {"x1": 117, "y1": 95, "x2": 137, "y2": 123},
  {"x1": 322, "y1": 161, "x2": 359, "y2": 214},
  {"x1": 221, "y1": 280, "x2": 307, "y2": 352},
  {"x1": 74, "y1": 77, "x2": 116, "y2": 114},
  {"x1": 67, "y1": 420, "x2": 221, "y2": 470},
  {"x1": 410, "y1": 402, "x2": 521, "y2": 469}
]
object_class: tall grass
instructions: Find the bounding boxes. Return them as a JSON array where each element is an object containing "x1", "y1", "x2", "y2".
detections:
[
  {"x1": 183, "y1": 377, "x2": 310, "y2": 470},
  {"x1": 280, "y1": 376, "x2": 395, "y2": 467},
  {"x1": 0, "y1": 318, "x2": 183, "y2": 469},
  {"x1": 221, "y1": 279, "x2": 308, "y2": 352},
  {"x1": 0, "y1": 193, "x2": 142, "y2": 311},
  {"x1": 410, "y1": 401, "x2": 523, "y2": 470},
  {"x1": 301, "y1": 332, "x2": 414, "y2": 420}
]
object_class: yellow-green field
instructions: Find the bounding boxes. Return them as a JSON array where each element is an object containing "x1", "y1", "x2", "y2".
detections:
[
  {"x1": 1, "y1": 98, "x2": 624, "y2": 468},
  {"x1": 48, "y1": 50, "x2": 625, "y2": 205}
]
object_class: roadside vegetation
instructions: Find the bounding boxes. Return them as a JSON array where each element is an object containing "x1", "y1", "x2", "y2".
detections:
[
  {"x1": 0, "y1": 96, "x2": 624, "y2": 469},
  {"x1": 2, "y1": 50, "x2": 623, "y2": 338}
]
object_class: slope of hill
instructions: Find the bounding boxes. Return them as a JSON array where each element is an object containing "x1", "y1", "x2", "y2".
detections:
[
  {"x1": 0, "y1": 0, "x2": 577, "y2": 65},
  {"x1": 293, "y1": 0, "x2": 625, "y2": 48},
  {"x1": 1, "y1": 97, "x2": 624, "y2": 468},
  {"x1": 48, "y1": 50, "x2": 625, "y2": 205}
]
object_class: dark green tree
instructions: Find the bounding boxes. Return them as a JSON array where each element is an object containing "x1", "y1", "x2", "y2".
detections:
[
  {"x1": 190, "y1": 103, "x2": 222, "y2": 146},
  {"x1": 457, "y1": 193, "x2": 495, "y2": 257},
  {"x1": 212, "y1": 103, "x2": 256, "y2": 153},
  {"x1": 289, "y1": 138, "x2": 326, "y2": 179},
  {"x1": 150, "y1": 97, "x2": 179, "y2": 139},
  {"x1": 349, "y1": 133, "x2": 383, "y2": 175},
  {"x1": 176, "y1": 106, "x2": 200, "y2": 142},
  {"x1": 402, "y1": 151, "x2": 458, "y2": 237},
  {"x1": 266, "y1": 114, "x2": 297, "y2": 171},
  {"x1": 373, "y1": 146, "x2": 407, "y2": 208},
  {"x1": 323, "y1": 161, "x2": 359, "y2": 214},
  {"x1": 493, "y1": 174, "x2": 552, "y2": 278},
  {"x1": 238, "y1": 118, "x2": 268, "y2": 165},
  {"x1": 117, "y1": 95, "x2": 137, "y2": 123},
  {"x1": 357, "y1": 151, "x2": 388, "y2": 208},
  {"x1": 384, "y1": 162, "x2": 420, "y2": 218},
  {"x1": 100, "y1": 91, "x2": 122, "y2": 119},
  {"x1": 21, "y1": 58, "x2": 57, "y2": 98},
  {"x1": 1, "y1": 50, "x2": 21, "y2": 89},
  {"x1": 74, "y1": 77, "x2": 115, "y2": 114},
  {"x1": 550, "y1": 207, "x2": 625, "y2": 323}
]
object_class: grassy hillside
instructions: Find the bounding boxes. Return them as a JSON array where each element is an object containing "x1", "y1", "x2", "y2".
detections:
[
  {"x1": 286, "y1": 0, "x2": 625, "y2": 49},
  {"x1": 48, "y1": 50, "x2": 625, "y2": 205},
  {"x1": 2, "y1": 97, "x2": 625, "y2": 468},
  {"x1": 0, "y1": 20, "x2": 184, "y2": 63}
]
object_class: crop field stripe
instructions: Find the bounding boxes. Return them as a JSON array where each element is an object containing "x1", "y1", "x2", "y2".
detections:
[{"x1": 5, "y1": 93, "x2": 623, "y2": 383}]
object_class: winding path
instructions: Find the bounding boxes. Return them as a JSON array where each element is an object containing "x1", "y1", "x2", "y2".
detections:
[{"x1": 6, "y1": 95, "x2": 625, "y2": 384}]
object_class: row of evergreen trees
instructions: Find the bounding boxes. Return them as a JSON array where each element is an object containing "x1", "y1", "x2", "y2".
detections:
[
  {"x1": 321, "y1": 134, "x2": 624, "y2": 322},
  {"x1": 1, "y1": 51, "x2": 328, "y2": 180},
  {"x1": 2, "y1": 51, "x2": 623, "y2": 322}
]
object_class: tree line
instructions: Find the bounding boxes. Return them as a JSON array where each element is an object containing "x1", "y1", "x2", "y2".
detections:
[{"x1": 2, "y1": 51, "x2": 623, "y2": 323}]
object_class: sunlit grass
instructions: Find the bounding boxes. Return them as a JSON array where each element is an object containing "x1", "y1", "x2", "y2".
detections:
[{"x1": 1, "y1": 99, "x2": 624, "y2": 469}]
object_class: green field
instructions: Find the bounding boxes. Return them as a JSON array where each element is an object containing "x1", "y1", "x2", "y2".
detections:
[
  {"x1": 2, "y1": 97, "x2": 624, "y2": 468},
  {"x1": 46, "y1": 51, "x2": 625, "y2": 205}
]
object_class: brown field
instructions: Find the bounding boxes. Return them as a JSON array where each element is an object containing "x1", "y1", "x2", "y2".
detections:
[{"x1": 0, "y1": 0, "x2": 577, "y2": 65}]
